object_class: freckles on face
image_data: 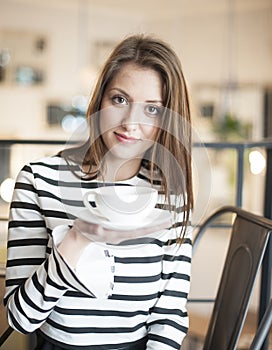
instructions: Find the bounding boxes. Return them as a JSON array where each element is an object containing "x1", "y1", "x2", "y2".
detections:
[{"x1": 99, "y1": 62, "x2": 163, "y2": 159}]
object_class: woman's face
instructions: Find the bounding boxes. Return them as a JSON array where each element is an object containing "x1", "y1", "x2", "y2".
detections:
[{"x1": 99, "y1": 62, "x2": 163, "y2": 162}]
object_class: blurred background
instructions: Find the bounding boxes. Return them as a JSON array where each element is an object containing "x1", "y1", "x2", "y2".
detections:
[{"x1": 0, "y1": 0, "x2": 272, "y2": 349}]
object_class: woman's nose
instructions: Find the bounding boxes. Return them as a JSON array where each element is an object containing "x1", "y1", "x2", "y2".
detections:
[{"x1": 121, "y1": 103, "x2": 140, "y2": 130}]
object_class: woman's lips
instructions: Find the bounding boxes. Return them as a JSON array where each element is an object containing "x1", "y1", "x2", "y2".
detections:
[{"x1": 114, "y1": 132, "x2": 140, "y2": 144}]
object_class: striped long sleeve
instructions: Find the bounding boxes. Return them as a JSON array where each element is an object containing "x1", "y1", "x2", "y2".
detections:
[
  {"x1": 4, "y1": 161, "x2": 95, "y2": 333},
  {"x1": 146, "y1": 237, "x2": 191, "y2": 349},
  {"x1": 4, "y1": 156, "x2": 192, "y2": 349}
]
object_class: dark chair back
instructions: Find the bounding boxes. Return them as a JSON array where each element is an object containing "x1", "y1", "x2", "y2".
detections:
[{"x1": 193, "y1": 206, "x2": 272, "y2": 350}]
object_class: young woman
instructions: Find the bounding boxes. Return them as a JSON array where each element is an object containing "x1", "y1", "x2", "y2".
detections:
[{"x1": 4, "y1": 34, "x2": 193, "y2": 350}]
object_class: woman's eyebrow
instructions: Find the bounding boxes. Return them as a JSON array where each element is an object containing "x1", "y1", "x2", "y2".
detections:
[
  {"x1": 108, "y1": 87, "x2": 163, "y2": 104},
  {"x1": 108, "y1": 87, "x2": 129, "y2": 98},
  {"x1": 145, "y1": 99, "x2": 163, "y2": 104}
]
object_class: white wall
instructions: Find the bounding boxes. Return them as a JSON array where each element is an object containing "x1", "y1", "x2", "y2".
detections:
[
  {"x1": 1, "y1": 0, "x2": 272, "y2": 138},
  {"x1": 145, "y1": 2, "x2": 272, "y2": 84}
]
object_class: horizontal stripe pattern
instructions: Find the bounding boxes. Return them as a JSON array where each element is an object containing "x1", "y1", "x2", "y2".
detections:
[{"x1": 4, "y1": 155, "x2": 192, "y2": 349}]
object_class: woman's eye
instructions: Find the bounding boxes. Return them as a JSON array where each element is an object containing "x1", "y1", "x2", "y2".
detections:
[
  {"x1": 112, "y1": 95, "x2": 127, "y2": 105},
  {"x1": 145, "y1": 105, "x2": 161, "y2": 116}
]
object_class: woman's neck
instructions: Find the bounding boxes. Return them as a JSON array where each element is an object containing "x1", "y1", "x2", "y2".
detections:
[{"x1": 101, "y1": 156, "x2": 142, "y2": 182}]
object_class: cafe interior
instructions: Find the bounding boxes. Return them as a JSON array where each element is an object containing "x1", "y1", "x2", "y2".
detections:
[{"x1": 0, "y1": 0, "x2": 271, "y2": 349}]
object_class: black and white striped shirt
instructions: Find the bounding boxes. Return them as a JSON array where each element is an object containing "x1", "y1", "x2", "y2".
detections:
[{"x1": 4, "y1": 155, "x2": 192, "y2": 350}]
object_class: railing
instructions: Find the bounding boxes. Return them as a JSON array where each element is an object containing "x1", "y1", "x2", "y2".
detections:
[
  {"x1": 193, "y1": 140, "x2": 272, "y2": 350},
  {"x1": 0, "y1": 138, "x2": 272, "y2": 350}
]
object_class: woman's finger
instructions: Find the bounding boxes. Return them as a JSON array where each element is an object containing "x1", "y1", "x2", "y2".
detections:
[{"x1": 74, "y1": 216, "x2": 172, "y2": 244}]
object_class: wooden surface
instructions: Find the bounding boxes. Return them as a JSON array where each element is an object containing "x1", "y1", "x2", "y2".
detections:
[
  {"x1": 0, "y1": 274, "x2": 10, "y2": 338},
  {"x1": 187, "y1": 311, "x2": 272, "y2": 349}
]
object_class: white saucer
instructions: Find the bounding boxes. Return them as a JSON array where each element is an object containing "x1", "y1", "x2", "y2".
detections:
[{"x1": 77, "y1": 208, "x2": 172, "y2": 230}]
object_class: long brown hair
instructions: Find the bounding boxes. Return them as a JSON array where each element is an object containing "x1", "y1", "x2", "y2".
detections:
[{"x1": 61, "y1": 33, "x2": 193, "y2": 238}]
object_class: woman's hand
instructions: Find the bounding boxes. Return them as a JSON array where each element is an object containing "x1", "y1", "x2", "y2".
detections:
[
  {"x1": 74, "y1": 216, "x2": 172, "y2": 244},
  {"x1": 57, "y1": 216, "x2": 172, "y2": 268}
]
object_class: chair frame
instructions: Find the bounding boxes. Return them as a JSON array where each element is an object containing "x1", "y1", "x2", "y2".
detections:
[
  {"x1": 249, "y1": 299, "x2": 272, "y2": 350},
  {"x1": 192, "y1": 205, "x2": 272, "y2": 350}
]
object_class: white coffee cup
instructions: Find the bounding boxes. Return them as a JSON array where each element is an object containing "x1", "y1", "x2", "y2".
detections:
[{"x1": 83, "y1": 185, "x2": 158, "y2": 224}]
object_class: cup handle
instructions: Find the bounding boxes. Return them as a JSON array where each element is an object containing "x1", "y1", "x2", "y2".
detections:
[{"x1": 83, "y1": 191, "x2": 106, "y2": 220}]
